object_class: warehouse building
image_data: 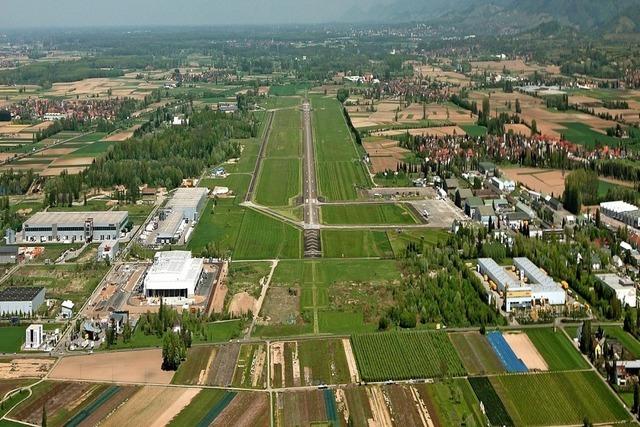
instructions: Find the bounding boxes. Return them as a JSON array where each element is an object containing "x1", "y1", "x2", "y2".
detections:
[
  {"x1": 143, "y1": 251, "x2": 204, "y2": 299},
  {"x1": 477, "y1": 257, "x2": 566, "y2": 311},
  {"x1": 0, "y1": 246, "x2": 18, "y2": 264},
  {"x1": 597, "y1": 274, "x2": 636, "y2": 308},
  {"x1": 155, "y1": 188, "x2": 208, "y2": 244},
  {"x1": 22, "y1": 211, "x2": 129, "y2": 243},
  {"x1": 0, "y1": 287, "x2": 46, "y2": 316},
  {"x1": 600, "y1": 201, "x2": 640, "y2": 228}
]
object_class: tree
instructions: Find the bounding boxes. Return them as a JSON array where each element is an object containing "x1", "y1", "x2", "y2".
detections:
[
  {"x1": 337, "y1": 88, "x2": 349, "y2": 104},
  {"x1": 378, "y1": 316, "x2": 390, "y2": 331},
  {"x1": 531, "y1": 119, "x2": 538, "y2": 135},
  {"x1": 122, "y1": 321, "x2": 132, "y2": 343},
  {"x1": 515, "y1": 98, "x2": 521, "y2": 114},
  {"x1": 42, "y1": 405, "x2": 47, "y2": 427},
  {"x1": 633, "y1": 383, "x2": 639, "y2": 414},
  {"x1": 161, "y1": 331, "x2": 184, "y2": 371},
  {"x1": 595, "y1": 209, "x2": 601, "y2": 227},
  {"x1": 580, "y1": 320, "x2": 592, "y2": 356}
]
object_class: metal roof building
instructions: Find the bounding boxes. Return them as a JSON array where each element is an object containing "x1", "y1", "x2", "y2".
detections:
[
  {"x1": 0, "y1": 287, "x2": 46, "y2": 316},
  {"x1": 155, "y1": 188, "x2": 208, "y2": 244},
  {"x1": 22, "y1": 211, "x2": 129, "y2": 244},
  {"x1": 143, "y1": 251, "x2": 204, "y2": 299},
  {"x1": 478, "y1": 257, "x2": 566, "y2": 311}
]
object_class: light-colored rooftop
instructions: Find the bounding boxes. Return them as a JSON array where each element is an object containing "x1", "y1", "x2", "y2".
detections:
[
  {"x1": 167, "y1": 187, "x2": 208, "y2": 210},
  {"x1": 600, "y1": 201, "x2": 639, "y2": 214},
  {"x1": 24, "y1": 211, "x2": 128, "y2": 226}
]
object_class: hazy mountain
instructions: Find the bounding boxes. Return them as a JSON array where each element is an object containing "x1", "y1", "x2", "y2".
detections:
[{"x1": 350, "y1": 0, "x2": 640, "y2": 33}]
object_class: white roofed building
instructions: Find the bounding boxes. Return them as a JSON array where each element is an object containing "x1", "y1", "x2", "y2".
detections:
[{"x1": 143, "y1": 251, "x2": 204, "y2": 299}]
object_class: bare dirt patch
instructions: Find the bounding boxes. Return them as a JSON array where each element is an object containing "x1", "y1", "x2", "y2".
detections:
[
  {"x1": 228, "y1": 291, "x2": 257, "y2": 317},
  {"x1": 50, "y1": 349, "x2": 174, "y2": 384},
  {"x1": 503, "y1": 332, "x2": 548, "y2": 371},
  {"x1": 0, "y1": 359, "x2": 53, "y2": 379},
  {"x1": 505, "y1": 123, "x2": 531, "y2": 135},
  {"x1": 49, "y1": 156, "x2": 95, "y2": 167},
  {"x1": 212, "y1": 392, "x2": 270, "y2": 427},
  {"x1": 342, "y1": 339, "x2": 360, "y2": 383},
  {"x1": 40, "y1": 166, "x2": 89, "y2": 176}
]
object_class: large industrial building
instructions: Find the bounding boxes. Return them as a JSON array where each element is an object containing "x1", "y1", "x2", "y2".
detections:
[
  {"x1": 143, "y1": 251, "x2": 204, "y2": 299},
  {"x1": 0, "y1": 287, "x2": 46, "y2": 316},
  {"x1": 600, "y1": 201, "x2": 640, "y2": 229},
  {"x1": 155, "y1": 188, "x2": 208, "y2": 244},
  {"x1": 22, "y1": 211, "x2": 129, "y2": 243},
  {"x1": 477, "y1": 257, "x2": 566, "y2": 311},
  {"x1": 597, "y1": 274, "x2": 636, "y2": 308}
]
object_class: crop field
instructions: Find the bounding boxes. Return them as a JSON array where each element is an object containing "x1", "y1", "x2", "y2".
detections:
[
  {"x1": 490, "y1": 371, "x2": 630, "y2": 425},
  {"x1": 275, "y1": 389, "x2": 335, "y2": 427},
  {"x1": 525, "y1": 328, "x2": 589, "y2": 371},
  {"x1": 234, "y1": 209, "x2": 301, "y2": 259},
  {"x1": 468, "y1": 377, "x2": 513, "y2": 426},
  {"x1": 559, "y1": 122, "x2": 621, "y2": 148},
  {"x1": 424, "y1": 379, "x2": 487, "y2": 426},
  {"x1": 172, "y1": 346, "x2": 216, "y2": 385},
  {"x1": 231, "y1": 343, "x2": 268, "y2": 389},
  {"x1": 7, "y1": 381, "x2": 133, "y2": 427},
  {"x1": 351, "y1": 331, "x2": 465, "y2": 381},
  {"x1": 270, "y1": 339, "x2": 352, "y2": 388},
  {"x1": 320, "y1": 203, "x2": 417, "y2": 225},
  {"x1": 103, "y1": 386, "x2": 200, "y2": 427},
  {"x1": 208, "y1": 391, "x2": 270, "y2": 426},
  {"x1": 450, "y1": 332, "x2": 505, "y2": 375},
  {"x1": 486, "y1": 331, "x2": 528, "y2": 373},
  {"x1": 168, "y1": 389, "x2": 238, "y2": 426},
  {"x1": 255, "y1": 158, "x2": 301, "y2": 206},
  {"x1": 321, "y1": 229, "x2": 393, "y2": 258},
  {"x1": 312, "y1": 96, "x2": 370, "y2": 200}
]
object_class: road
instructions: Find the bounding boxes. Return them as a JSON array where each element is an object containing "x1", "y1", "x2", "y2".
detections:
[{"x1": 301, "y1": 100, "x2": 319, "y2": 229}]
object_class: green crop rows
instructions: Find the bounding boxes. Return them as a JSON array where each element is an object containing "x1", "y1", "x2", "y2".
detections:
[{"x1": 351, "y1": 331, "x2": 465, "y2": 381}]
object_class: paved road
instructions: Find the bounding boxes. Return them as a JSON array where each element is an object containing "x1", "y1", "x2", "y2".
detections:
[{"x1": 302, "y1": 100, "x2": 319, "y2": 229}]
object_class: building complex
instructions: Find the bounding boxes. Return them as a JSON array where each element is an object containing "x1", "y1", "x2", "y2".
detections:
[
  {"x1": 142, "y1": 251, "x2": 204, "y2": 299},
  {"x1": 22, "y1": 211, "x2": 129, "y2": 243}
]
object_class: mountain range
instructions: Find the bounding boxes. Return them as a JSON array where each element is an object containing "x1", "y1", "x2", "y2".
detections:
[{"x1": 346, "y1": 0, "x2": 640, "y2": 34}]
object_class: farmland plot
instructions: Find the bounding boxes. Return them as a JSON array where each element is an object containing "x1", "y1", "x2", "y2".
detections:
[
  {"x1": 490, "y1": 371, "x2": 630, "y2": 425},
  {"x1": 351, "y1": 331, "x2": 465, "y2": 381},
  {"x1": 525, "y1": 328, "x2": 589, "y2": 371},
  {"x1": 450, "y1": 332, "x2": 505, "y2": 375},
  {"x1": 231, "y1": 343, "x2": 268, "y2": 389},
  {"x1": 234, "y1": 209, "x2": 302, "y2": 259}
]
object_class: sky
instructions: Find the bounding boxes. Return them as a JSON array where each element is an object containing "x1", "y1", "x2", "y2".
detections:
[{"x1": 0, "y1": 0, "x2": 389, "y2": 28}]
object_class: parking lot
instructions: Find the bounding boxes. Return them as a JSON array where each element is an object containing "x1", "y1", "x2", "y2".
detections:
[{"x1": 410, "y1": 198, "x2": 468, "y2": 228}]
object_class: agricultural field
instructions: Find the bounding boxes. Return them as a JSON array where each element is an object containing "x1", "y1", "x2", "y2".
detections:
[
  {"x1": 558, "y1": 122, "x2": 622, "y2": 148},
  {"x1": 265, "y1": 108, "x2": 301, "y2": 158},
  {"x1": 187, "y1": 199, "x2": 244, "y2": 255},
  {"x1": 490, "y1": 371, "x2": 631, "y2": 425},
  {"x1": 275, "y1": 389, "x2": 338, "y2": 427},
  {"x1": 0, "y1": 326, "x2": 28, "y2": 353},
  {"x1": 351, "y1": 331, "x2": 466, "y2": 381},
  {"x1": 320, "y1": 203, "x2": 418, "y2": 225},
  {"x1": 524, "y1": 328, "x2": 589, "y2": 371},
  {"x1": 312, "y1": 96, "x2": 370, "y2": 200},
  {"x1": 269, "y1": 338, "x2": 354, "y2": 388},
  {"x1": 468, "y1": 377, "x2": 514, "y2": 426},
  {"x1": 231, "y1": 343, "x2": 268, "y2": 389},
  {"x1": 172, "y1": 343, "x2": 241, "y2": 387},
  {"x1": 424, "y1": 379, "x2": 488, "y2": 426},
  {"x1": 167, "y1": 389, "x2": 241, "y2": 427},
  {"x1": 449, "y1": 332, "x2": 505, "y2": 375},
  {"x1": 7, "y1": 381, "x2": 138, "y2": 427}
]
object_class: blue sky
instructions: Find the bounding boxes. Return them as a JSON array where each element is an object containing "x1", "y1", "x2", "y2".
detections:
[{"x1": 0, "y1": 0, "x2": 389, "y2": 27}]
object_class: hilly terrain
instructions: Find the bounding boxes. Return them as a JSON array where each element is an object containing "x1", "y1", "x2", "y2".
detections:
[{"x1": 349, "y1": 0, "x2": 640, "y2": 34}]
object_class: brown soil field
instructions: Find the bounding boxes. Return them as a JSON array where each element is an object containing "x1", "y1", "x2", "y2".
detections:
[
  {"x1": 36, "y1": 148, "x2": 78, "y2": 156},
  {"x1": 101, "y1": 386, "x2": 199, "y2": 427},
  {"x1": 206, "y1": 343, "x2": 241, "y2": 386},
  {"x1": 367, "y1": 385, "x2": 393, "y2": 427},
  {"x1": 505, "y1": 123, "x2": 531, "y2": 135},
  {"x1": 0, "y1": 124, "x2": 30, "y2": 135},
  {"x1": 384, "y1": 384, "x2": 436, "y2": 427},
  {"x1": 49, "y1": 157, "x2": 95, "y2": 167},
  {"x1": 501, "y1": 167, "x2": 566, "y2": 196},
  {"x1": 12, "y1": 382, "x2": 97, "y2": 425},
  {"x1": 228, "y1": 291, "x2": 257, "y2": 316},
  {"x1": 50, "y1": 349, "x2": 174, "y2": 384},
  {"x1": 0, "y1": 164, "x2": 47, "y2": 173},
  {"x1": 75, "y1": 386, "x2": 139, "y2": 427},
  {"x1": 503, "y1": 332, "x2": 548, "y2": 371},
  {"x1": 0, "y1": 359, "x2": 53, "y2": 379},
  {"x1": 278, "y1": 390, "x2": 327, "y2": 427},
  {"x1": 521, "y1": 107, "x2": 616, "y2": 134},
  {"x1": 103, "y1": 125, "x2": 140, "y2": 142},
  {"x1": 211, "y1": 392, "x2": 270, "y2": 427},
  {"x1": 350, "y1": 118, "x2": 381, "y2": 129},
  {"x1": 468, "y1": 90, "x2": 544, "y2": 113},
  {"x1": 414, "y1": 65, "x2": 471, "y2": 86},
  {"x1": 22, "y1": 122, "x2": 55, "y2": 133},
  {"x1": 363, "y1": 139, "x2": 410, "y2": 174},
  {"x1": 40, "y1": 166, "x2": 90, "y2": 176},
  {"x1": 470, "y1": 59, "x2": 538, "y2": 74},
  {"x1": 0, "y1": 153, "x2": 17, "y2": 162},
  {"x1": 0, "y1": 379, "x2": 33, "y2": 398}
]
